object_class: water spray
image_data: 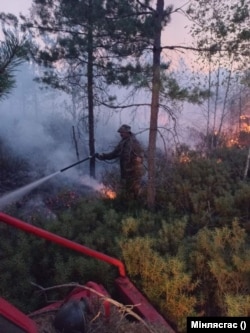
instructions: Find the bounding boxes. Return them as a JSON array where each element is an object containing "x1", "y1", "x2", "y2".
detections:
[{"x1": 0, "y1": 155, "x2": 95, "y2": 210}]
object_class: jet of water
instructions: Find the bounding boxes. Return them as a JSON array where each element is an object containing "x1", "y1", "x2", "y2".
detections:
[
  {"x1": 0, "y1": 171, "x2": 60, "y2": 210},
  {"x1": 0, "y1": 155, "x2": 93, "y2": 210}
]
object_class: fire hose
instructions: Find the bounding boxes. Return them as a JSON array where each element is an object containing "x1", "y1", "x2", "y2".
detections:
[{"x1": 60, "y1": 155, "x2": 95, "y2": 173}]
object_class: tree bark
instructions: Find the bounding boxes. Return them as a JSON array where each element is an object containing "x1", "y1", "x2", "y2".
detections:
[
  {"x1": 243, "y1": 146, "x2": 250, "y2": 180},
  {"x1": 87, "y1": 0, "x2": 96, "y2": 178},
  {"x1": 147, "y1": 0, "x2": 164, "y2": 209},
  {"x1": 72, "y1": 125, "x2": 80, "y2": 161}
]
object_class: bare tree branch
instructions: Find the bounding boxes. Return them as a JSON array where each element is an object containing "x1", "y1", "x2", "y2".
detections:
[{"x1": 135, "y1": 0, "x2": 154, "y2": 12}]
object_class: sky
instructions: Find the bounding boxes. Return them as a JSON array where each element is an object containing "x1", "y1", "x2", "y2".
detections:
[
  {"x1": 0, "y1": 1, "x2": 196, "y2": 88},
  {"x1": 0, "y1": 0, "x2": 196, "y2": 72},
  {"x1": 0, "y1": 0, "x2": 193, "y2": 45},
  {"x1": 0, "y1": 0, "x2": 32, "y2": 16}
]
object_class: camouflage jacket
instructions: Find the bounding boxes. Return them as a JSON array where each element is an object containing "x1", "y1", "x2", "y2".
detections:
[{"x1": 102, "y1": 134, "x2": 144, "y2": 179}]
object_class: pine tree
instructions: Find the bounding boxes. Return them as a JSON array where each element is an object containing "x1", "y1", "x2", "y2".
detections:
[
  {"x1": 21, "y1": 0, "x2": 154, "y2": 177},
  {"x1": 0, "y1": 29, "x2": 27, "y2": 100}
]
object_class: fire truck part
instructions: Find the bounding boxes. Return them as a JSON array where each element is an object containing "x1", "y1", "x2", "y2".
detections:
[{"x1": 0, "y1": 212, "x2": 126, "y2": 277}]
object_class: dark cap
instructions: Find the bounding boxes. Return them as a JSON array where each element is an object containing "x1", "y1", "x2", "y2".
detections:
[{"x1": 117, "y1": 124, "x2": 131, "y2": 133}]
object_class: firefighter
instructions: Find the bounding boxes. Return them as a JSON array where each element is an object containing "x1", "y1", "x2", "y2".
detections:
[{"x1": 96, "y1": 124, "x2": 144, "y2": 199}]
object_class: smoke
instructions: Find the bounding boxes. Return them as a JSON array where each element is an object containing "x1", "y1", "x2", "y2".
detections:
[
  {"x1": 0, "y1": 62, "x2": 186, "y2": 194},
  {"x1": 0, "y1": 64, "x2": 83, "y2": 176},
  {"x1": 0, "y1": 60, "x2": 211, "y2": 219},
  {"x1": 0, "y1": 63, "x2": 137, "y2": 215},
  {"x1": 80, "y1": 174, "x2": 104, "y2": 192},
  {"x1": 0, "y1": 64, "x2": 146, "y2": 168}
]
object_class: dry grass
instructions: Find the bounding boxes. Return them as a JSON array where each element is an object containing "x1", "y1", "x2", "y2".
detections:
[
  {"x1": 29, "y1": 283, "x2": 170, "y2": 333},
  {"x1": 31, "y1": 299, "x2": 169, "y2": 333}
]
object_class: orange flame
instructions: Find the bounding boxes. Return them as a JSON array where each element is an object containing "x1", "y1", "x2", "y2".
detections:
[
  {"x1": 101, "y1": 187, "x2": 116, "y2": 199},
  {"x1": 79, "y1": 176, "x2": 116, "y2": 199}
]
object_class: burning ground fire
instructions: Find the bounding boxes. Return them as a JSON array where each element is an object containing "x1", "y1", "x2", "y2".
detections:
[
  {"x1": 99, "y1": 187, "x2": 117, "y2": 199},
  {"x1": 80, "y1": 175, "x2": 116, "y2": 199}
]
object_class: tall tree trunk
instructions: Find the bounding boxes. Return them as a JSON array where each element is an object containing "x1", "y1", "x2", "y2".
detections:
[
  {"x1": 206, "y1": 54, "x2": 212, "y2": 150},
  {"x1": 87, "y1": 0, "x2": 95, "y2": 178},
  {"x1": 244, "y1": 146, "x2": 250, "y2": 180},
  {"x1": 147, "y1": 0, "x2": 164, "y2": 209},
  {"x1": 217, "y1": 57, "x2": 234, "y2": 138}
]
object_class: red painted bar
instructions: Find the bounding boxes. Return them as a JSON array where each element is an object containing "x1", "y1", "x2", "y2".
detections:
[
  {"x1": 0, "y1": 212, "x2": 126, "y2": 277},
  {"x1": 0, "y1": 297, "x2": 37, "y2": 332},
  {"x1": 115, "y1": 276, "x2": 176, "y2": 332}
]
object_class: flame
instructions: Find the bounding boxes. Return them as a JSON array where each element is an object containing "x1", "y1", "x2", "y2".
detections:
[
  {"x1": 240, "y1": 115, "x2": 250, "y2": 132},
  {"x1": 79, "y1": 176, "x2": 116, "y2": 199},
  {"x1": 100, "y1": 187, "x2": 117, "y2": 199}
]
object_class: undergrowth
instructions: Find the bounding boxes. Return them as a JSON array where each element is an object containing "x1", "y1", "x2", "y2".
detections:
[{"x1": 1, "y1": 147, "x2": 250, "y2": 332}]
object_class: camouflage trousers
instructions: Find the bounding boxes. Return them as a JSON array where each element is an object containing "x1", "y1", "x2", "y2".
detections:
[{"x1": 120, "y1": 171, "x2": 143, "y2": 200}]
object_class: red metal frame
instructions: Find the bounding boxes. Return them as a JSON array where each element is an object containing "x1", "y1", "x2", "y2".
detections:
[
  {"x1": 0, "y1": 297, "x2": 37, "y2": 333},
  {"x1": 30, "y1": 281, "x2": 111, "y2": 318},
  {"x1": 0, "y1": 212, "x2": 125, "y2": 277},
  {"x1": 115, "y1": 276, "x2": 176, "y2": 333},
  {"x1": 0, "y1": 212, "x2": 175, "y2": 332}
]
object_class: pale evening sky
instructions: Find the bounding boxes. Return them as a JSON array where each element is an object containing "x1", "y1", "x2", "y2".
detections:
[
  {"x1": 0, "y1": 0, "x2": 195, "y2": 71},
  {"x1": 0, "y1": 0, "x2": 193, "y2": 46},
  {"x1": 0, "y1": 0, "x2": 32, "y2": 16}
]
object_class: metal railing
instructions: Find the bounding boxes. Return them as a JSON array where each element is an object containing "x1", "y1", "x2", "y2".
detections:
[{"x1": 0, "y1": 212, "x2": 126, "y2": 277}]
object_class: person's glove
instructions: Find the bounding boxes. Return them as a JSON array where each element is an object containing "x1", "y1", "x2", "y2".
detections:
[{"x1": 95, "y1": 153, "x2": 105, "y2": 160}]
